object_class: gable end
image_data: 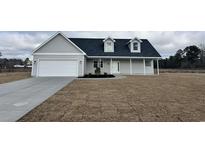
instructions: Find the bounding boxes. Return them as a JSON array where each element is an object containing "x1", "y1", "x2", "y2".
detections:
[{"x1": 33, "y1": 32, "x2": 86, "y2": 55}]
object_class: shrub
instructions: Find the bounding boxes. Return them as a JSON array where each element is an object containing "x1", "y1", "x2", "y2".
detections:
[{"x1": 95, "y1": 67, "x2": 101, "y2": 75}]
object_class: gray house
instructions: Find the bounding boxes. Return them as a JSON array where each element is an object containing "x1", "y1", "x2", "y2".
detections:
[{"x1": 32, "y1": 32, "x2": 161, "y2": 77}]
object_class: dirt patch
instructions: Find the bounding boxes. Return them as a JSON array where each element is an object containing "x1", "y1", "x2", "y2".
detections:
[
  {"x1": 0, "y1": 72, "x2": 31, "y2": 84},
  {"x1": 19, "y1": 73, "x2": 205, "y2": 122}
]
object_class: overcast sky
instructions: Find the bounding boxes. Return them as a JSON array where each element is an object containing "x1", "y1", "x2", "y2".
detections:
[{"x1": 0, "y1": 31, "x2": 205, "y2": 60}]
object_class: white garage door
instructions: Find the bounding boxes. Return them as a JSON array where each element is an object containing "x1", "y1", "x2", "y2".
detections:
[{"x1": 38, "y1": 59, "x2": 78, "y2": 77}]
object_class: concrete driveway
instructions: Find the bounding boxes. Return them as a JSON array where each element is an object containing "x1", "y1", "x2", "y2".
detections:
[{"x1": 0, "y1": 77, "x2": 74, "y2": 122}]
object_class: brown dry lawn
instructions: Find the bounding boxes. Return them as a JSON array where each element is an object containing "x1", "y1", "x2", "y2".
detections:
[
  {"x1": 0, "y1": 72, "x2": 31, "y2": 84},
  {"x1": 19, "y1": 73, "x2": 205, "y2": 122}
]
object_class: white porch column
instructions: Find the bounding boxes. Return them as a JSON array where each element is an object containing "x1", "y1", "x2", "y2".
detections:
[
  {"x1": 110, "y1": 58, "x2": 112, "y2": 74},
  {"x1": 143, "y1": 59, "x2": 146, "y2": 75},
  {"x1": 157, "y1": 59, "x2": 159, "y2": 75},
  {"x1": 82, "y1": 57, "x2": 85, "y2": 76},
  {"x1": 99, "y1": 58, "x2": 101, "y2": 67},
  {"x1": 36, "y1": 59, "x2": 40, "y2": 77},
  {"x1": 130, "y1": 58, "x2": 132, "y2": 75},
  {"x1": 31, "y1": 60, "x2": 34, "y2": 76}
]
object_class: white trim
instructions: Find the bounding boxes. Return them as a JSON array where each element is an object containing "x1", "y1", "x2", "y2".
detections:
[
  {"x1": 60, "y1": 32, "x2": 86, "y2": 55},
  {"x1": 32, "y1": 32, "x2": 57, "y2": 54},
  {"x1": 32, "y1": 32, "x2": 86, "y2": 55},
  {"x1": 104, "y1": 38, "x2": 115, "y2": 53},
  {"x1": 103, "y1": 36, "x2": 116, "y2": 42},
  {"x1": 157, "y1": 59, "x2": 159, "y2": 75},
  {"x1": 143, "y1": 59, "x2": 146, "y2": 75},
  {"x1": 82, "y1": 56, "x2": 85, "y2": 76},
  {"x1": 37, "y1": 59, "x2": 40, "y2": 77},
  {"x1": 112, "y1": 60, "x2": 120, "y2": 74},
  {"x1": 130, "y1": 41, "x2": 141, "y2": 53},
  {"x1": 110, "y1": 58, "x2": 112, "y2": 74},
  {"x1": 152, "y1": 60, "x2": 154, "y2": 74},
  {"x1": 33, "y1": 53, "x2": 84, "y2": 56},
  {"x1": 129, "y1": 37, "x2": 142, "y2": 43},
  {"x1": 31, "y1": 61, "x2": 34, "y2": 75},
  {"x1": 37, "y1": 57, "x2": 79, "y2": 60},
  {"x1": 87, "y1": 56, "x2": 161, "y2": 59},
  {"x1": 84, "y1": 57, "x2": 86, "y2": 75},
  {"x1": 130, "y1": 59, "x2": 132, "y2": 75}
]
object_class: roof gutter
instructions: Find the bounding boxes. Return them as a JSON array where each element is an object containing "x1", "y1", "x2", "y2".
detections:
[{"x1": 86, "y1": 56, "x2": 162, "y2": 59}]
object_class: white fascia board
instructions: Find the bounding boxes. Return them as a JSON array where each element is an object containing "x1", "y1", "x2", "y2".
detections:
[
  {"x1": 86, "y1": 56, "x2": 162, "y2": 59},
  {"x1": 32, "y1": 32, "x2": 60, "y2": 54},
  {"x1": 103, "y1": 36, "x2": 116, "y2": 42},
  {"x1": 33, "y1": 53, "x2": 85, "y2": 56},
  {"x1": 129, "y1": 37, "x2": 142, "y2": 43},
  {"x1": 32, "y1": 32, "x2": 86, "y2": 55},
  {"x1": 59, "y1": 32, "x2": 86, "y2": 55}
]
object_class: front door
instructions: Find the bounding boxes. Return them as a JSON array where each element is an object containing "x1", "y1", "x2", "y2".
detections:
[{"x1": 112, "y1": 61, "x2": 120, "y2": 74}]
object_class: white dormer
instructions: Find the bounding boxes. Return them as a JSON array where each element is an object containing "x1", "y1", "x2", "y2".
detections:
[
  {"x1": 103, "y1": 36, "x2": 115, "y2": 52},
  {"x1": 129, "y1": 37, "x2": 142, "y2": 53}
]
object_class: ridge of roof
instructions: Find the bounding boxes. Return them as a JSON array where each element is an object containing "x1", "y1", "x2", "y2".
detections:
[{"x1": 68, "y1": 37, "x2": 148, "y2": 40}]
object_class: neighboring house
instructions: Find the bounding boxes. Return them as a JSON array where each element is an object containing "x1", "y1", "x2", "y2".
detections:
[
  {"x1": 14, "y1": 65, "x2": 24, "y2": 68},
  {"x1": 32, "y1": 32, "x2": 161, "y2": 77}
]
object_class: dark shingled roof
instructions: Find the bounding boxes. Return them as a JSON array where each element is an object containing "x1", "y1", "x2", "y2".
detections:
[{"x1": 69, "y1": 38, "x2": 161, "y2": 57}]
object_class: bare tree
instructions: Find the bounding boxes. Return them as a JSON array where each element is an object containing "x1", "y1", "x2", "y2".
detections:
[{"x1": 24, "y1": 57, "x2": 30, "y2": 68}]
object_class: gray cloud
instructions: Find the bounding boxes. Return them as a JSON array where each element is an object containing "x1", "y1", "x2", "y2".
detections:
[
  {"x1": 0, "y1": 31, "x2": 205, "y2": 59},
  {"x1": 0, "y1": 31, "x2": 54, "y2": 59}
]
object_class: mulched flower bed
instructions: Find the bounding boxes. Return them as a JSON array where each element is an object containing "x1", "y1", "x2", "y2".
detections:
[{"x1": 79, "y1": 74, "x2": 115, "y2": 78}]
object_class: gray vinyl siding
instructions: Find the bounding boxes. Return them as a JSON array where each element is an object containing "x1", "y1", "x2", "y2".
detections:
[
  {"x1": 132, "y1": 59, "x2": 144, "y2": 74},
  {"x1": 86, "y1": 59, "x2": 95, "y2": 74},
  {"x1": 83, "y1": 56, "x2": 86, "y2": 75},
  {"x1": 119, "y1": 59, "x2": 130, "y2": 74},
  {"x1": 145, "y1": 60, "x2": 154, "y2": 75},
  {"x1": 101, "y1": 59, "x2": 110, "y2": 74},
  {"x1": 35, "y1": 34, "x2": 82, "y2": 54},
  {"x1": 115, "y1": 59, "x2": 153, "y2": 75}
]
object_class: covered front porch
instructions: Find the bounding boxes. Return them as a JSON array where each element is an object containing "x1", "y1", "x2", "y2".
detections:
[{"x1": 85, "y1": 57, "x2": 160, "y2": 75}]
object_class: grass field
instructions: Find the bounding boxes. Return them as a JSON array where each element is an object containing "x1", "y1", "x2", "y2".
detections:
[
  {"x1": 160, "y1": 69, "x2": 205, "y2": 73},
  {"x1": 19, "y1": 73, "x2": 205, "y2": 122},
  {"x1": 0, "y1": 72, "x2": 31, "y2": 84}
]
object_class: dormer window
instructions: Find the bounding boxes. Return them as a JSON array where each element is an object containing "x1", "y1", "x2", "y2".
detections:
[
  {"x1": 133, "y1": 42, "x2": 138, "y2": 50},
  {"x1": 103, "y1": 37, "x2": 115, "y2": 52},
  {"x1": 106, "y1": 41, "x2": 113, "y2": 52},
  {"x1": 129, "y1": 37, "x2": 142, "y2": 53},
  {"x1": 107, "y1": 42, "x2": 112, "y2": 46}
]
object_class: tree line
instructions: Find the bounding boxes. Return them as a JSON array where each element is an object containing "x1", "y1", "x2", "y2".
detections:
[
  {"x1": 0, "y1": 52, "x2": 31, "y2": 69},
  {"x1": 1, "y1": 45, "x2": 205, "y2": 70},
  {"x1": 159, "y1": 45, "x2": 205, "y2": 69}
]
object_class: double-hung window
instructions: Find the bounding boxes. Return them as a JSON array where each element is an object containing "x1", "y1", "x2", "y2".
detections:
[
  {"x1": 133, "y1": 42, "x2": 138, "y2": 50},
  {"x1": 93, "y1": 61, "x2": 98, "y2": 68},
  {"x1": 93, "y1": 61, "x2": 103, "y2": 68}
]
